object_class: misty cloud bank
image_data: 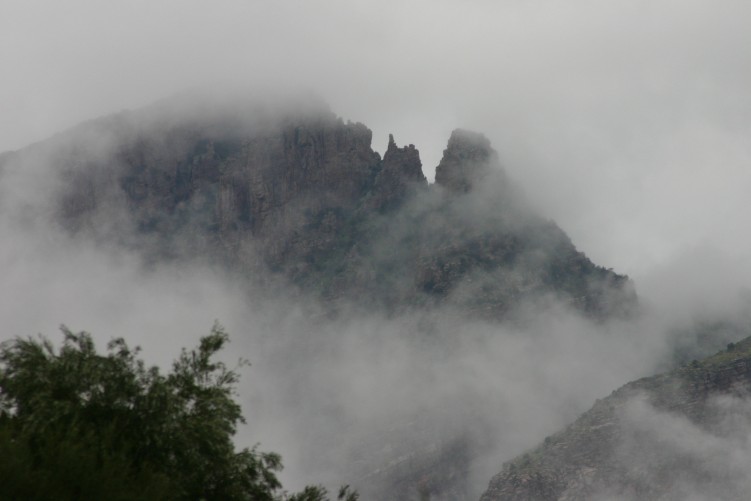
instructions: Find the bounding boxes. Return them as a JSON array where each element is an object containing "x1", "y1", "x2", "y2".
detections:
[
  {"x1": 2, "y1": 95, "x2": 750, "y2": 501},
  {"x1": 0, "y1": 211, "x2": 662, "y2": 497},
  {"x1": 3, "y1": 1, "x2": 751, "y2": 280},
  {"x1": 605, "y1": 394, "x2": 751, "y2": 500},
  {"x1": 2, "y1": 214, "x2": 745, "y2": 499},
  {"x1": 2, "y1": 2, "x2": 751, "y2": 497}
]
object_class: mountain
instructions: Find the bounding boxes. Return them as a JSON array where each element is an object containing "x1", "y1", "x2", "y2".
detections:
[
  {"x1": 0, "y1": 93, "x2": 642, "y2": 499},
  {"x1": 0, "y1": 93, "x2": 646, "y2": 500},
  {"x1": 0, "y1": 93, "x2": 635, "y2": 320},
  {"x1": 480, "y1": 336, "x2": 751, "y2": 500}
]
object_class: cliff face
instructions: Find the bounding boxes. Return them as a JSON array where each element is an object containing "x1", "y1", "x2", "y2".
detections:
[
  {"x1": 57, "y1": 106, "x2": 384, "y2": 259},
  {"x1": 480, "y1": 337, "x2": 751, "y2": 501},
  {"x1": 5, "y1": 96, "x2": 635, "y2": 320}
]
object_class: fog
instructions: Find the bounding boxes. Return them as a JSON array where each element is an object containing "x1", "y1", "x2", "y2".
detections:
[
  {"x1": 0, "y1": 192, "x2": 674, "y2": 497},
  {"x1": 4, "y1": 0, "x2": 751, "y2": 279},
  {"x1": 3, "y1": 1, "x2": 751, "y2": 499},
  {"x1": 597, "y1": 393, "x2": 751, "y2": 500}
]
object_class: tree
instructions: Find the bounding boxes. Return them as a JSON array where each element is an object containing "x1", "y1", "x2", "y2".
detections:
[{"x1": 0, "y1": 323, "x2": 357, "y2": 501}]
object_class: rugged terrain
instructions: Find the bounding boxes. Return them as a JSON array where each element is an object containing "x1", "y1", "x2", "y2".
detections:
[{"x1": 0, "y1": 94, "x2": 635, "y2": 321}]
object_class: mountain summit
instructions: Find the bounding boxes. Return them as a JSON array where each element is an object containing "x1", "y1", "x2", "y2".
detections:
[{"x1": 435, "y1": 129, "x2": 497, "y2": 194}]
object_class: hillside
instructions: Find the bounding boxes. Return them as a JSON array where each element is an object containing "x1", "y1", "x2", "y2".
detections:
[{"x1": 480, "y1": 336, "x2": 751, "y2": 500}]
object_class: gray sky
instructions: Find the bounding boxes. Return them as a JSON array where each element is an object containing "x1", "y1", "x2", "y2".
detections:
[{"x1": 2, "y1": 0, "x2": 751, "y2": 301}]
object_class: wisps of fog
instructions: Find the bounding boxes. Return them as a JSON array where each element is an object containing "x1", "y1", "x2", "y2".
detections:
[
  {"x1": 3, "y1": 1, "x2": 751, "y2": 494},
  {"x1": 4, "y1": 0, "x2": 751, "y2": 283},
  {"x1": 3, "y1": 103, "x2": 751, "y2": 501},
  {"x1": 592, "y1": 393, "x2": 751, "y2": 500},
  {"x1": 0, "y1": 207, "x2": 659, "y2": 498}
]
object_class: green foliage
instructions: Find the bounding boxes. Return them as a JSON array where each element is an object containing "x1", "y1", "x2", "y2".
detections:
[
  {"x1": 287, "y1": 485, "x2": 359, "y2": 501},
  {"x1": 0, "y1": 323, "x2": 355, "y2": 501}
]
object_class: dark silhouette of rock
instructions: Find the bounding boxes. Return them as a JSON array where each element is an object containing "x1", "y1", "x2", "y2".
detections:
[
  {"x1": 366, "y1": 134, "x2": 426, "y2": 211},
  {"x1": 435, "y1": 129, "x2": 497, "y2": 194},
  {"x1": 0, "y1": 94, "x2": 635, "y2": 320}
]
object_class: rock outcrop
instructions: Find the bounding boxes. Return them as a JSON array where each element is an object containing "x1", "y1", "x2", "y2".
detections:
[
  {"x1": 435, "y1": 129, "x2": 497, "y2": 194},
  {"x1": 367, "y1": 134, "x2": 426, "y2": 211}
]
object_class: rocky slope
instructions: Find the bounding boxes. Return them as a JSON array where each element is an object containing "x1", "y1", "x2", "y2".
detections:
[
  {"x1": 480, "y1": 336, "x2": 751, "y2": 500},
  {"x1": 0, "y1": 94, "x2": 635, "y2": 320}
]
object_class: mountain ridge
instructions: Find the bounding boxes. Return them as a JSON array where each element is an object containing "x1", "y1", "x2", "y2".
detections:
[{"x1": 0, "y1": 95, "x2": 636, "y2": 321}]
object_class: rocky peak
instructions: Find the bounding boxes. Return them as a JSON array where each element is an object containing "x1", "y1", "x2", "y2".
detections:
[
  {"x1": 382, "y1": 134, "x2": 425, "y2": 183},
  {"x1": 435, "y1": 129, "x2": 497, "y2": 194},
  {"x1": 367, "y1": 134, "x2": 427, "y2": 211}
]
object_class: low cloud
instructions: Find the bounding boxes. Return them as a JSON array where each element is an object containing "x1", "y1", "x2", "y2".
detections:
[
  {"x1": 601, "y1": 393, "x2": 751, "y2": 500},
  {"x1": 3, "y1": 90, "x2": 751, "y2": 499}
]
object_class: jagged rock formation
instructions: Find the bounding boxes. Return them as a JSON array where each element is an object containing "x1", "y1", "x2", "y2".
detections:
[
  {"x1": 0, "y1": 94, "x2": 635, "y2": 320},
  {"x1": 435, "y1": 129, "x2": 496, "y2": 194},
  {"x1": 480, "y1": 336, "x2": 751, "y2": 500},
  {"x1": 366, "y1": 134, "x2": 426, "y2": 211}
]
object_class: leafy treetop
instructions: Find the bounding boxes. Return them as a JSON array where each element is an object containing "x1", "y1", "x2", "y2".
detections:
[{"x1": 0, "y1": 322, "x2": 356, "y2": 501}]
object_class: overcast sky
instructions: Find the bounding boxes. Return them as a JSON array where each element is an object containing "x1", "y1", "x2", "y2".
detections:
[{"x1": 2, "y1": 0, "x2": 751, "y2": 296}]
